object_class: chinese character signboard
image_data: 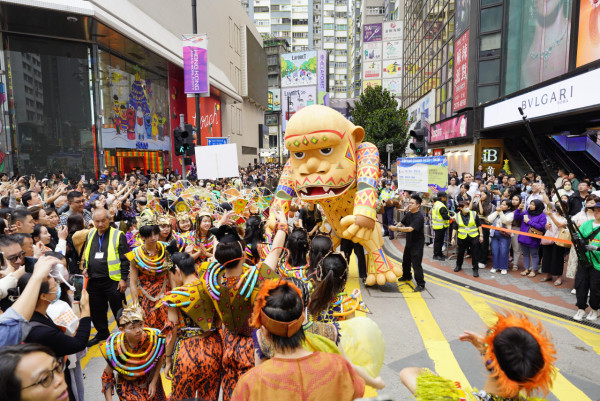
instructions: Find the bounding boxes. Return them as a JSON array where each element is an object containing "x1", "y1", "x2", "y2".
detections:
[
  {"x1": 364, "y1": 42, "x2": 382, "y2": 61},
  {"x1": 182, "y1": 34, "x2": 209, "y2": 95},
  {"x1": 383, "y1": 21, "x2": 403, "y2": 40},
  {"x1": 383, "y1": 40, "x2": 402, "y2": 59},
  {"x1": 452, "y1": 30, "x2": 469, "y2": 111},
  {"x1": 363, "y1": 80, "x2": 382, "y2": 91},
  {"x1": 363, "y1": 23, "x2": 383, "y2": 42},
  {"x1": 383, "y1": 60, "x2": 402, "y2": 78},
  {"x1": 281, "y1": 51, "x2": 318, "y2": 88},
  {"x1": 363, "y1": 61, "x2": 382, "y2": 79}
]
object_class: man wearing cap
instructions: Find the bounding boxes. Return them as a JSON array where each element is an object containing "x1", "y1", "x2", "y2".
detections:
[
  {"x1": 432, "y1": 192, "x2": 450, "y2": 260},
  {"x1": 379, "y1": 180, "x2": 396, "y2": 239}
]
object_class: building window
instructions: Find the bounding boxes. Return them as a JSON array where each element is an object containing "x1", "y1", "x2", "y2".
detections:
[
  {"x1": 335, "y1": 37, "x2": 347, "y2": 43},
  {"x1": 254, "y1": 6, "x2": 269, "y2": 13},
  {"x1": 480, "y1": 33, "x2": 501, "y2": 57},
  {"x1": 293, "y1": 6, "x2": 308, "y2": 12},
  {"x1": 478, "y1": 85, "x2": 499, "y2": 105},
  {"x1": 323, "y1": 23, "x2": 335, "y2": 29},
  {"x1": 257, "y1": 19, "x2": 269, "y2": 26},
  {"x1": 336, "y1": 24, "x2": 347, "y2": 30},
  {"x1": 335, "y1": 62, "x2": 347, "y2": 68},
  {"x1": 479, "y1": 59, "x2": 500, "y2": 84},
  {"x1": 292, "y1": 19, "x2": 308, "y2": 25},
  {"x1": 366, "y1": 6, "x2": 384, "y2": 15},
  {"x1": 292, "y1": 32, "x2": 308, "y2": 38},
  {"x1": 480, "y1": 6, "x2": 502, "y2": 33},
  {"x1": 335, "y1": 12, "x2": 347, "y2": 18}
]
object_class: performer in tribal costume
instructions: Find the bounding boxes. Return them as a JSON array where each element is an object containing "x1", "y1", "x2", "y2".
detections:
[
  {"x1": 243, "y1": 214, "x2": 272, "y2": 265},
  {"x1": 399, "y1": 311, "x2": 557, "y2": 401},
  {"x1": 127, "y1": 214, "x2": 173, "y2": 330},
  {"x1": 206, "y1": 209, "x2": 288, "y2": 401},
  {"x1": 100, "y1": 303, "x2": 167, "y2": 401},
  {"x1": 277, "y1": 227, "x2": 311, "y2": 286},
  {"x1": 162, "y1": 252, "x2": 223, "y2": 401},
  {"x1": 193, "y1": 210, "x2": 216, "y2": 263}
]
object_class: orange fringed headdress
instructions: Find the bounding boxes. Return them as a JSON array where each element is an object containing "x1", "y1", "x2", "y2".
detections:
[
  {"x1": 250, "y1": 279, "x2": 304, "y2": 337},
  {"x1": 483, "y1": 311, "x2": 557, "y2": 398}
]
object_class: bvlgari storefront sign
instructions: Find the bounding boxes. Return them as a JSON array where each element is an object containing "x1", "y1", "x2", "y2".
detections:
[{"x1": 483, "y1": 68, "x2": 600, "y2": 129}]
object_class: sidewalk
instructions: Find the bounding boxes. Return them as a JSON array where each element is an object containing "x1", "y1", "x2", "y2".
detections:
[{"x1": 381, "y1": 235, "x2": 592, "y2": 325}]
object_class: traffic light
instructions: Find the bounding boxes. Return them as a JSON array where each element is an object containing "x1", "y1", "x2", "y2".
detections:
[
  {"x1": 173, "y1": 124, "x2": 196, "y2": 156},
  {"x1": 409, "y1": 122, "x2": 428, "y2": 156}
]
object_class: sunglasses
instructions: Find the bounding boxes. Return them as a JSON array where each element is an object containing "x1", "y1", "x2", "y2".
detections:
[{"x1": 6, "y1": 251, "x2": 25, "y2": 263}]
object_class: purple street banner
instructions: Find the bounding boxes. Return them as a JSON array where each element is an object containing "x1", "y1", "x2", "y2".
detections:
[
  {"x1": 182, "y1": 34, "x2": 209, "y2": 95},
  {"x1": 363, "y1": 23, "x2": 383, "y2": 42}
]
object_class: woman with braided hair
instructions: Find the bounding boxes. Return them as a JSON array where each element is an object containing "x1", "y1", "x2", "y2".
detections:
[
  {"x1": 278, "y1": 227, "x2": 310, "y2": 283},
  {"x1": 399, "y1": 311, "x2": 556, "y2": 401},
  {"x1": 243, "y1": 214, "x2": 270, "y2": 265},
  {"x1": 232, "y1": 279, "x2": 365, "y2": 400}
]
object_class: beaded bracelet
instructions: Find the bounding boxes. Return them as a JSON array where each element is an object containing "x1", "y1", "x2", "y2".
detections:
[{"x1": 276, "y1": 222, "x2": 289, "y2": 235}]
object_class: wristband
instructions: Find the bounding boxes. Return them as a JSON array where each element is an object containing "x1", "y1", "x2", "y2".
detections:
[{"x1": 276, "y1": 222, "x2": 289, "y2": 235}]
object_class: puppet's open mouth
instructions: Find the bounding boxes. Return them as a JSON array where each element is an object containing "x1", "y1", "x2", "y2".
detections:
[{"x1": 297, "y1": 183, "x2": 352, "y2": 198}]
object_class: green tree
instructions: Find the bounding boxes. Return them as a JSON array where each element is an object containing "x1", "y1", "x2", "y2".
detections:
[{"x1": 350, "y1": 85, "x2": 409, "y2": 164}]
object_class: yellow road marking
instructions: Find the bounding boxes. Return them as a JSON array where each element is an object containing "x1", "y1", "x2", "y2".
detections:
[
  {"x1": 461, "y1": 291, "x2": 593, "y2": 401},
  {"x1": 397, "y1": 281, "x2": 472, "y2": 388}
]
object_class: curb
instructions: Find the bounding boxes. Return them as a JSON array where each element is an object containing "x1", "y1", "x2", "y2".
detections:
[{"x1": 381, "y1": 238, "x2": 600, "y2": 330}]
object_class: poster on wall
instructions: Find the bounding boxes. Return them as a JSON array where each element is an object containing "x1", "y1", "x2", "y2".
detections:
[
  {"x1": 281, "y1": 51, "x2": 317, "y2": 88},
  {"x1": 186, "y1": 95, "x2": 222, "y2": 147},
  {"x1": 383, "y1": 21, "x2": 403, "y2": 40},
  {"x1": 453, "y1": 29, "x2": 469, "y2": 111},
  {"x1": 577, "y1": 0, "x2": 599, "y2": 67},
  {"x1": 363, "y1": 80, "x2": 382, "y2": 91},
  {"x1": 397, "y1": 156, "x2": 448, "y2": 193},
  {"x1": 282, "y1": 86, "x2": 317, "y2": 131},
  {"x1": 182, "y1": 34, "x2": 209, "y2": 95},
  {"x1": 455, "y1": 0, "x2": 470, "y2": 36},
  {"x1": 383, "y1": 59, "x2": 402, "y2": 78},
  {"x1": 406, "y1": 89, "x2": 436, "y2": 124},
  {"x1": 383, "y1": 78, "x2": 402, "y2": 95},
  {"x1": 430, "y1": 113, "x2": 469, "y2": 143},
  {"x1": 268, "y1": 88, "x2": 281, "y2": 111},
  {"x1": 383, "y1": 40, "x2": 403, "y2": 60},
  {"x1": 101, "y1": 70, "x2": 171, "y2": 151},
  {"x1": 363, "y1": 61, "x2": 382, "y2": 79},
  {"x1": 364, "y1": 42, "x2": 382, "y2": 61},
  {"x1": 363, "y1": 23, "x2": 383, "y2": 42}
]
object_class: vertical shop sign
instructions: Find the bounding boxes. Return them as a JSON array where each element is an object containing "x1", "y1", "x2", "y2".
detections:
[
  {"x1": 317, "y1": 50, "x2": 329, "y2": 105},
  {"x1": 453, "y1": 30, "x2": 469, "y2": 111},
  {"x1": 182, "y1": 34, "x2": 209, "y2": 95}
]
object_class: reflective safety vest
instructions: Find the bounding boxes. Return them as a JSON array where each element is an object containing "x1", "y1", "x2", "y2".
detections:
[
  {"x1": 457, "y1": 211, "x2": 479, "y2": 239},
  {"x1": 84, "y1": 227, "x2": 122, "y2": 281},
  {"x1": 431, "y1": 201, "x2": 449, "y2": 229}
]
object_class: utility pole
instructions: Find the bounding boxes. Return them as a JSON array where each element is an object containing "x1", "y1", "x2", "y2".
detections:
[
  {"x1": 191, "y1": 0, "x2": 201, "y2": 178},
  {"x1": 179, "y1": 114, "x2": 186, "y2": 179}
]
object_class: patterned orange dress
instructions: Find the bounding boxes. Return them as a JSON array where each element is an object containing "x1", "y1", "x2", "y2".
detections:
[
  {"x1": 100, "y1": 329, "x2": 167, "y2": 401},
  {"x1": 162, "y1": 272, "x2": 223, "y2": 401},
  {"x1": 127, "y1": 243, "x2": 171, "y2": 330}
]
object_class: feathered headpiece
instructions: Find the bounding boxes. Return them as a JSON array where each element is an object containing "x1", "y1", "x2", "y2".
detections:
[
  {"x1": 118, "y1": 302, "x2": 144, "y2": 326},
  {"x1": 483, "y1": 311, "x2": 556, "y2": 398},
  {"x1": 136, "y1": 213, "x2": 158, "y2": 230},
  {"x1": 157, "y1": 213, "x2": 172, "y2": 226},
  {"x1": 250, "y1": 279, "x2": 304, "y2": 338},
  {"x1": 176, "y1": 212, "x2": 191, "y2": 223}
]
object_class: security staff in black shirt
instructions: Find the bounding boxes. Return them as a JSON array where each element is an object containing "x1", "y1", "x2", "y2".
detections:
[
  {"x1": 391, "y1": 194, "x2": 426, "y2": 292},
  {"x1": 82, "y1": 208, "x2": 130, "y2": 346}
]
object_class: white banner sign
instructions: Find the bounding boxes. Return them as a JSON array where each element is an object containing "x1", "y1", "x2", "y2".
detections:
[
  {"x1": 383, "y1": 40, "x2": 403, "y2": 60},
  {"x1": 397, "y1": 164, "x2": 429, "y2": 192},
  {"x1": 483, "y1": 68, "x2": 600, "y2": 128},
  {"x1": 195, "y1": 143, "x2": 240, "y2": 179}
]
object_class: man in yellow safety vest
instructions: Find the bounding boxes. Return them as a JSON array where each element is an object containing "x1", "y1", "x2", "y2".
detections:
[
  {"x1": 431, "y1": 192, "x2": 450, "y2": 261},
  {"x1": 451, "y1": 200, "x2": 483, "y2": 277},
  {"x1": 83, "y1": 208, "x2": 130, "y2": 346}
]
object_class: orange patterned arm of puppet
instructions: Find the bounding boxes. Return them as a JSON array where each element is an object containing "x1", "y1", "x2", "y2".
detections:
[
  {"x1": 271, "y1": 159, "x2": 294, "y2": 214},
  {"x1": 353, "y1": 142, "x2": 380, "y2": 221}
]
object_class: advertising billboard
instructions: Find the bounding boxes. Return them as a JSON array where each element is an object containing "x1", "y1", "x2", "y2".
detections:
[
  {"x1": 364, "y1": 42, "x2": 382, "y2": 61},
  {"x1": 577, "y1": 0, "x2": 600, "y2": 67},
  {"x1": 383, "y1": 40, "x2": 403, "y2": 60},
  {"x1": 363, "y1": 61, "x2": 382, "y2": 79},
  {"x1": 430, "y1": 113, "x2": 469, "y2": 143},
  {"x1": 383, "y1": 21, "x2": 403, "y2": 41},
  {"x1": 186, "y1": 95, "x2": 222, "y2": 147},
  {"x1": 383, "y1": 78, "x2": 402, "y2": 95},
  {"x1": 282, "y1": 86, "x2": 317, "y2": 130},
  {"x1": 453, "y1": 29, "x2": 469, "y2": 112},
  {"x1": 383, "y1": 60, "x2": 402, "y2": 78},
  {"x1": 407, "y1": 89, "x2": 436, "y2": 124},
  {"x1": 363, "y1": 80, "x2": 382, "y2": 91},
  {"x1": 268, "y1": 88, "x2": 281, "y2": 111},
  {"x1": 317, "y1": 50, "x2": 329, "y2": 105},
  {"x1": 397, "y1": 156, "x2": 448, "y2": 193},
  {"x1": 455, "y1": 0, "x2": 470, "y2": 36},
  {"x1": 281, "y1": 51, "x2": 318, "y2": 88},
  {"x1": 182, "y1": 34, "x2": 209, "y2": 95},
  {"x1": 363, "y1": 23, "x2": 383, "y2": 42}
]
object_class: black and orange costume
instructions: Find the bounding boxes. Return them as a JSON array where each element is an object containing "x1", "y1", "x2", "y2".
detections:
[
  {"x1": 127, "y1": 241, "x2": 172, "y2": 330},
  {"x1": 100, "y1": 305, "x2": 167, "y2": 401},
  {"x1": 162, "y1": 273, "x2": 223, "y2": 401}
]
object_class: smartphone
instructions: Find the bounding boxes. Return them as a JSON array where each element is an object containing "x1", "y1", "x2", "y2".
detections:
[
  {"x1": 80, "y1": 175, "x2": 85, "y2": 182},
  {"x1": 73, "y1": 274, "x2": 84, "y2": 302},
  {"x1": 0, "y1": 252, "x2": 5, "y2": 268},
  {"x1": 491, "y1": 184, "x2": 498, "y2": 190}
]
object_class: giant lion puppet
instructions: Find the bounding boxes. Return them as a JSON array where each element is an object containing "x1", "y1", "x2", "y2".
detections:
[{"x1": 271, "y1": 105, "x2": 402, "y2": 286}]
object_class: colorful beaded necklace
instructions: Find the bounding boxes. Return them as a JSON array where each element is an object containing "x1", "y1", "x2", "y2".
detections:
[
  {"x1": 104, "y1": 328, "x2": 165, "y2": 378},
  {"x1": 133, "y1": 242, "x2": 169, "y2": 275},
  {"x1": 205, "y1": 261, "x2": 260, "y2": 301}
]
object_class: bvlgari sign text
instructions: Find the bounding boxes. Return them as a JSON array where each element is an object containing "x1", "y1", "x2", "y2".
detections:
[{"x1": 483, "y1": 68, "x2": 600, "y2": 129}]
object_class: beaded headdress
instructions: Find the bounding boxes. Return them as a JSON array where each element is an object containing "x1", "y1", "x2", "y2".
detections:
[
  {"x1": 118, "y1": 302, "x2": 144, "y2": 326},
  {"x1": 251, "y1": 279, "x2": 304, "y2": 338},
  {"x1": 483, "y1": 311, "x2": 556, "y2": 398},
  {"x1": 157, "y1": 213, "x2": 172, "y2": 226},
  {"x1": 136, "y1": 213, "x2": 158, "y2": 229}
]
